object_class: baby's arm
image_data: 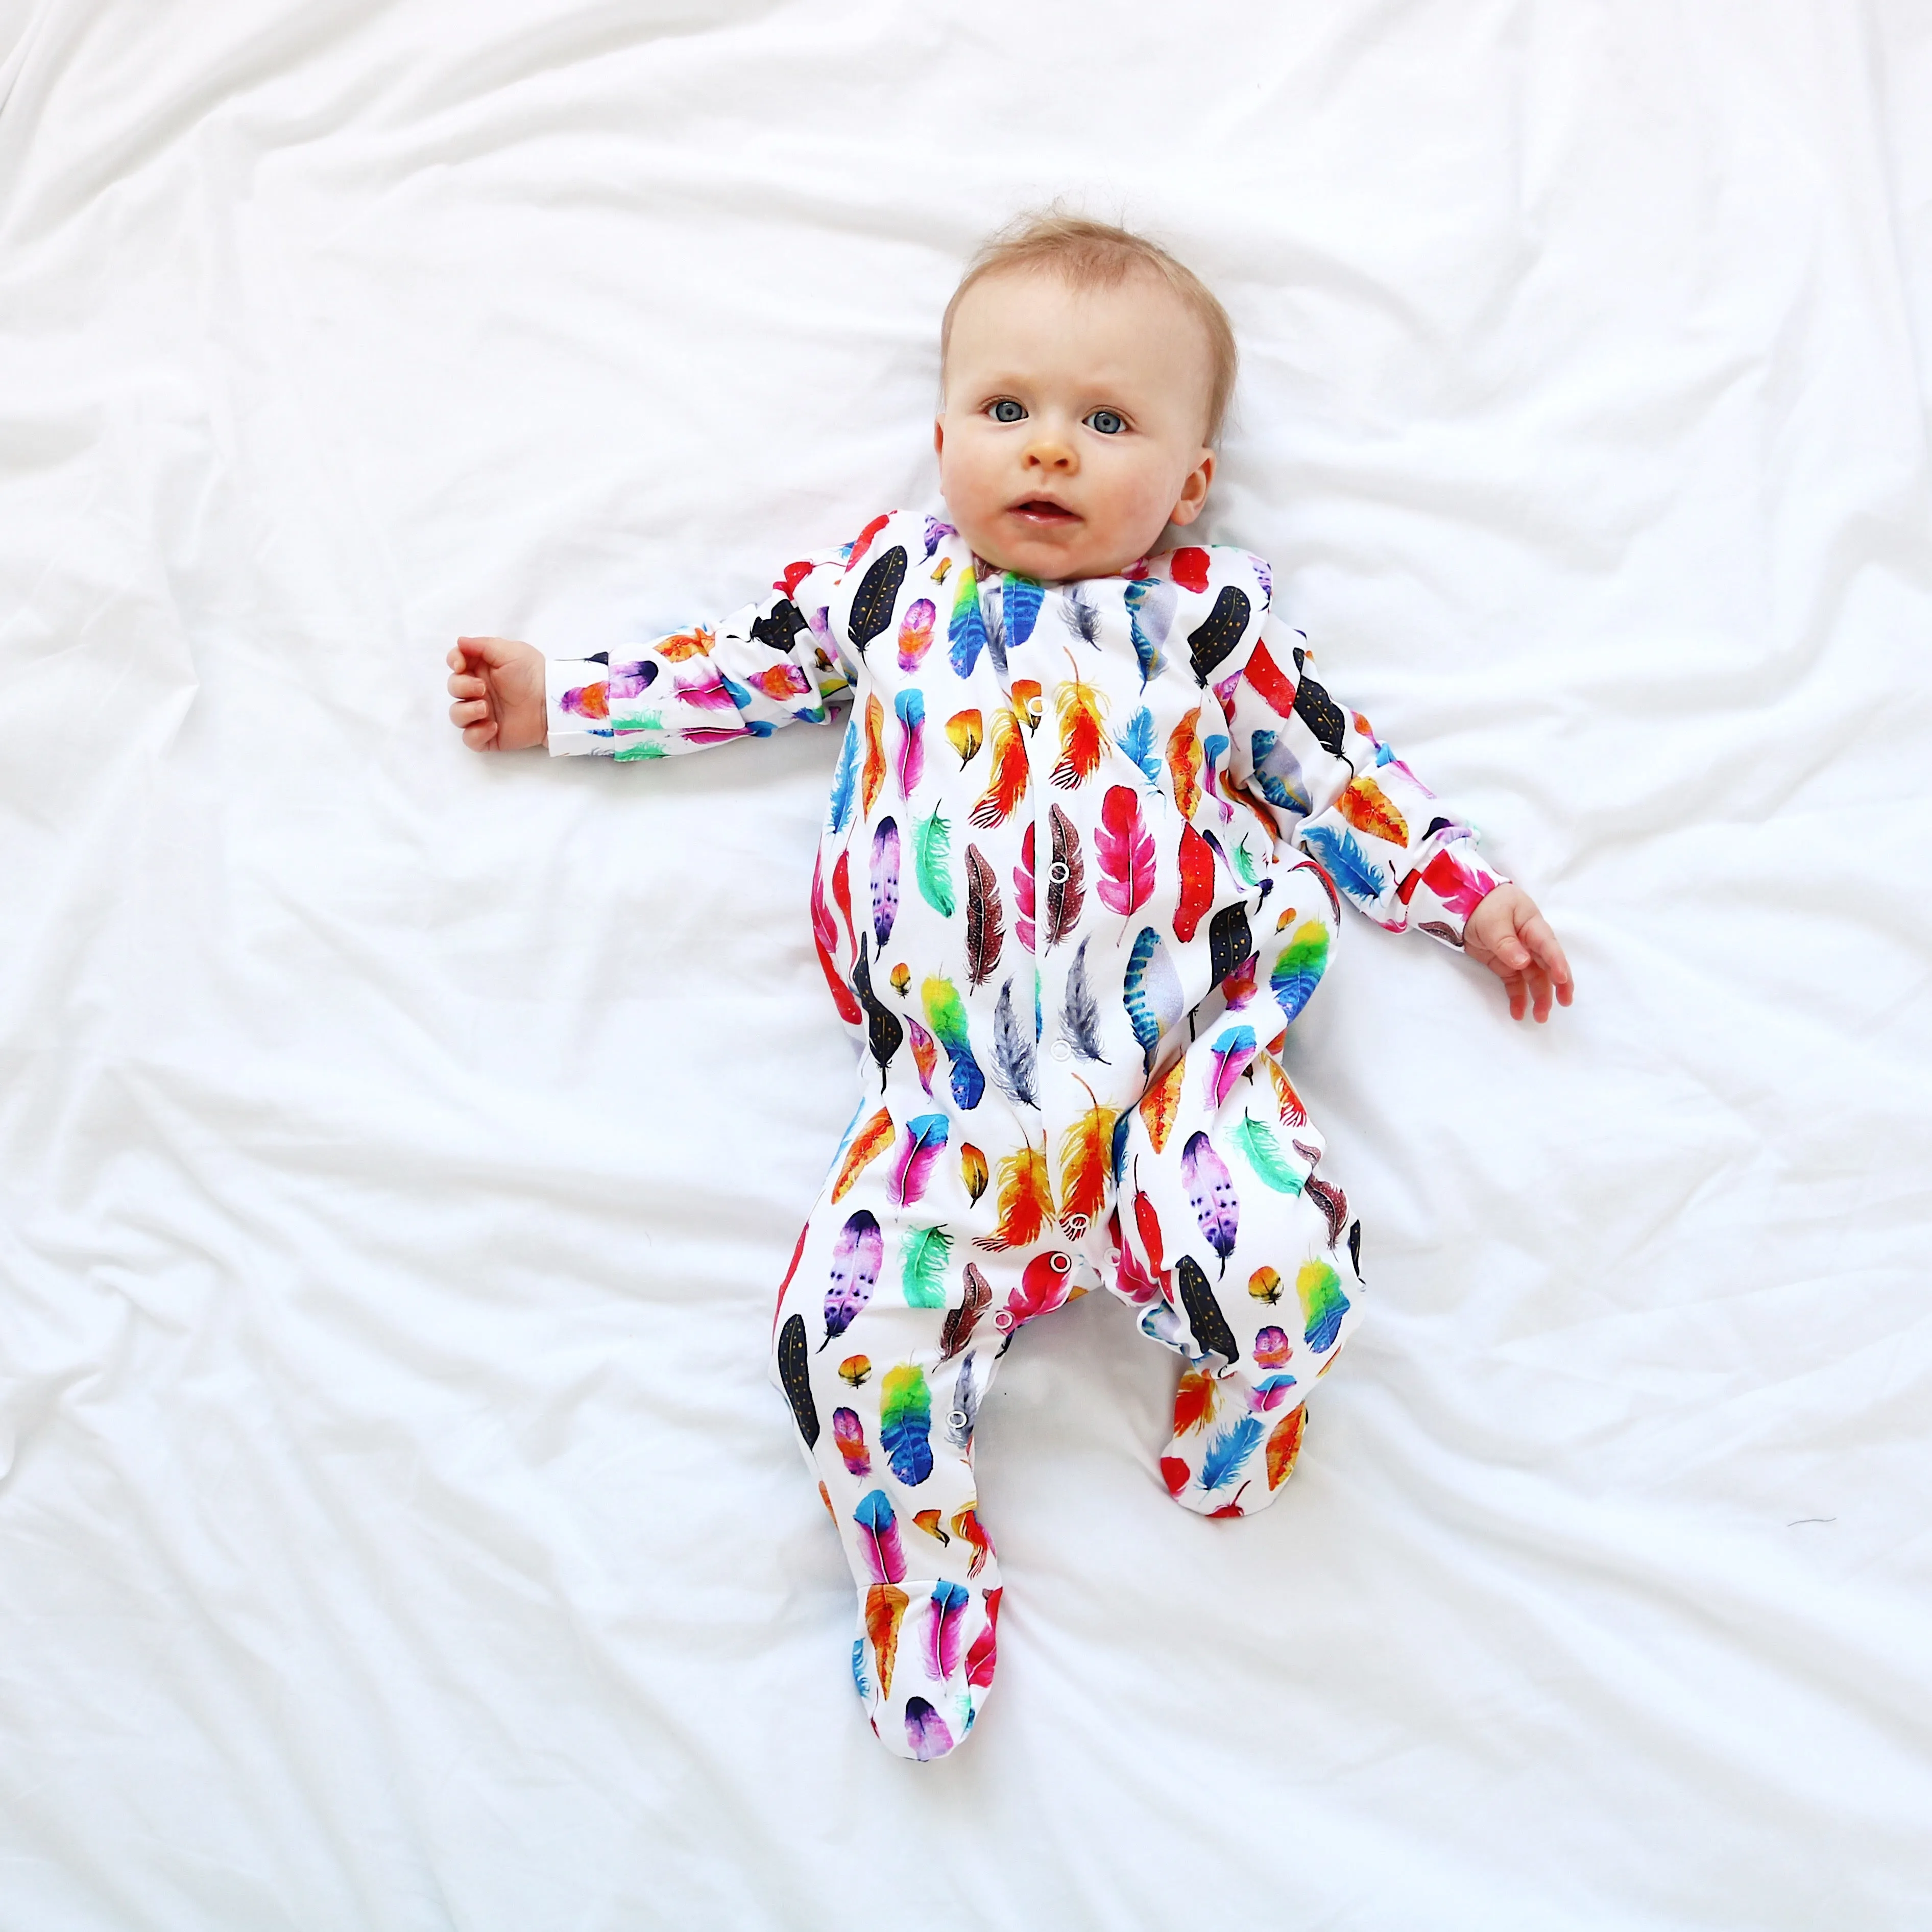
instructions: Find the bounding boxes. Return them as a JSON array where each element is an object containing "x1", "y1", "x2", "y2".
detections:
[
  {"x1": 446, "y1": 546, "x2": 859, "y2": 763},
  {"x1": 1223, "y1": 615, "x2": 1573, "y2": 1022}
]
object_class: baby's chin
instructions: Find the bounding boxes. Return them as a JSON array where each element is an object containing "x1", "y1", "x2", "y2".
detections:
[{"x1": 949, "y1": 511, "x2": 1173, "y2": 584}]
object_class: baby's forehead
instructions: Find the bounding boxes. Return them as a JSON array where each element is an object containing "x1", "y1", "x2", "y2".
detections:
[{"x1": 945, "y1": 263, "x2": 1212, "y2": 379}]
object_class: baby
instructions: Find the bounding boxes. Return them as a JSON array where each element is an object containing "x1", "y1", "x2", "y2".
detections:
[{"x1": 446, "y1": 216, "x2": 1573, "y2": 1762}]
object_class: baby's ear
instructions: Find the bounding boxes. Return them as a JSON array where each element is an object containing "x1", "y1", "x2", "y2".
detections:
[{"x1": 933, "y1": 417, "x2": 946, "y2": 457}]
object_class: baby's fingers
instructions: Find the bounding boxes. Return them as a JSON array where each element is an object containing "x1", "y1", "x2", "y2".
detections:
[
  {"x1": 450, "y1": 697, "x2": 491, "y2": 728},
  {"x1": 1520, "y1": 911, "x2": 1575, "y2": 1000}
]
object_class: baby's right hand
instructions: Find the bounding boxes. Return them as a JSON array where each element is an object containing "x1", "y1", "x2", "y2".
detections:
[{"x1": 446, "y1": 636, "x2": 546, "y2": 752}]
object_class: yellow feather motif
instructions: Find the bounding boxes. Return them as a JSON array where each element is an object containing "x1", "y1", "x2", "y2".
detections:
[
  {"x1": 861, "y1": 694, "x2": 886, "y2": 816},
  {"x1": 977, "y1": 1141, "x2": 1054, "y2": 1250},
  {"x1": 1137, "y1": 1057, "x2": 1186, "y2": 1154},
  {"x1": 1056, "y1": 1081, "x2": 1117, "y2": 1238},
  {"x1": 1166, "y1": 709, "x2": 1203, "y2": 818}
]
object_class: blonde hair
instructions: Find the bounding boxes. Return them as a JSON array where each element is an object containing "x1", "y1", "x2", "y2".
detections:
[{"x1": 941, "y1": 213, "x2": 1238, "y2": 444}]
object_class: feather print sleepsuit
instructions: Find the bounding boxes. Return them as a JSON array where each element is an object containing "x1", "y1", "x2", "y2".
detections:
[{"x1": 545, "y1": 510, "x2": 1503, "y2": 1761}]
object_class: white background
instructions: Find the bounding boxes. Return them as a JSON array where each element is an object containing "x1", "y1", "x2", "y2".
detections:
[{"x1": 2, "y1": 2, "x2": 1929, "y2": 1925}]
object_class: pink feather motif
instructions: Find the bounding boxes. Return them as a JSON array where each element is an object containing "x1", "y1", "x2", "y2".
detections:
[
  {"x1": 854, "y1": 1489, "x2": 907, "y2": 1585},
  {"x1": 1013, "y1": 820, "x2": 1036, "y2": 953},
  {"x1": 889, "y1": 1114, "x2": 950, "y2": 1209},
  {"x1": 1094, "y1": 784, "x2": 1156, "y2": 920},
  {"x1": 1180, "y1": 1131, "x2": 1240, "y2": 1275},
  {"x1": 928, "y1": 1582, "x2": 970, "y2": 1683},
  {"x1": 1206, "y1": 1026, "x2": 1259, "y2": 1108}
]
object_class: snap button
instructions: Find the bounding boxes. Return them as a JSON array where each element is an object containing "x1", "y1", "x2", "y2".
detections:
[
  {"x1": 1048, "y1": 861, "x2": 1070, "y2": 883},
  {"x1": 1050, "y1": 1040, "x2": 1071, "y2": 1061}
]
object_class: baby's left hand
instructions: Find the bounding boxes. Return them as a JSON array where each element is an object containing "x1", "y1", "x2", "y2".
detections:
[{"x1": 1463, "y1": 884, "x2": 1575, "y2": 1023}]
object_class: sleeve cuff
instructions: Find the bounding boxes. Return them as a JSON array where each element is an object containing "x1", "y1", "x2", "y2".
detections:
[
  {"x1": 545, "y1": 656, "x2": 614, "y2": 758},
  {"x1": 1399, "y1": 836, "x2": 1508, "y2": 948}
]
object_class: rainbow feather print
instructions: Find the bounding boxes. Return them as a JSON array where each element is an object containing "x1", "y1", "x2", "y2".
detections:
[{"x1": 880, "y1": 1365, "x2": 934, "y2": 1486}]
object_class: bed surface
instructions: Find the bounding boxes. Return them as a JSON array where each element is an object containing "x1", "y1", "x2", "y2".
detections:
[{"x1": 2, "y1": 2, "x2": 1929, "y2": 1925}]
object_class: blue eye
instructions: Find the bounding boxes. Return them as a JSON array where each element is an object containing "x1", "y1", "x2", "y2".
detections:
[
  {"x1": 1086, "y1": 409, "x2": 1125, "y2": 434},
  {"x1": 990, "y1": 399, "x2": 1025, "y2": 424}
]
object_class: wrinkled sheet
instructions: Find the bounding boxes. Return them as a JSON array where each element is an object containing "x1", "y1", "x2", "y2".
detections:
[{"x1": 3, "y1": 2, "x2": 1929, "y2": 1925}]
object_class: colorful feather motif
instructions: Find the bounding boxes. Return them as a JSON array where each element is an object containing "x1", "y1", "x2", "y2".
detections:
[
  {"x1": 1123, "y1": 926, "x2": 1184, "y2": 1071},
  {"x1": 897, "y1": 597, "x2": 936, "y2": 672},
  {"x1": 1244, "y1": 637, "x2": 1299, "y2": 718},
  {"x1": 848, "y1": 544, "x2": 907, "y2": 655},
  {"x1": 860, "y1": 693, "x2": 886, "y2": 816},
  {"x1": 1002, "y1": 573, "x2": 1043, "y2": 646},
  {"x1": 947, "y1": 708, "x2": 983, "y2": 766},
  {"x1": 901, "y1": 1223, "x2": 951, "y2": 1308},
  {"x1": 1307, "y1": 1175, "x2": 1349, "y2": 1249},
  {"x1": 1044, "y1": 804, "x2": 1083, "y2": 948},
  {"x1": 920, "y1": 975, "x2": 984, "y2": 1110},
  {"x1": 906, "y1": 1019, "x2": 937, "y2": 1095},
  {"x1": 1180, "y1": 1130, "x2": 1240, "y2": 1274},
  {"x1": 1001, "y1": 1250, "x2": 1074, "y2": 1330},
  {"x1": 959, "y1": 1142, "x2": 988, "y2": 1205},
  {"x1": 890, "y1": 1114, "x2": 949, "y2": 1209},
  {"x1": 1231, "y1": 1113, "x2": 1304, "y2": 1194},
  {"x1": 1270, "y1": 920, "x2": 1330, "y2": 1028},
  {"x1": 777, "y1": 1313, "x2": 817, "y2": 1447},
  {"x1": 1137, "y1": 1056, "x2": 1185, "y2": 1153},
  {"x1": 830, "y1": 1106, "x2": 893, "y2": 1202},
  {"x1": 1060, "y1": 583, "x2": 1101, "y2": 646},
  {"x1": 1166, "y1": 710, "x2": 1204, "y2": 818},
  {"x1": 870, "y1": 817, "x2": 901, "y2": 949},
  {"x1": 1057, "y1": 936, "x2": 1108, "y2": 1063},
  {"x1": 970, "y1": 707, "x2": 1028, "y2": 829},
  {"x1": 854, "y1": 1488, "x2": 907, "y2": 1584},
  {"x1": 1095, "y1": 785, "x2": 1155, "y2": 920},
  {"x1": 832, "y1": 1407, "x2": 871, "y2": 1475},
  {"x1": 1200, "y1": 1413, "x2": 1264, "y2": 1491},
  {"x1": 851, "y1": 937, "x2": 901, "y2": 1089},
  {"x1": 1268, "y1": 1057, "x2": 1308, "y2": 1127},
  {"x1": 809, "y1": 858, "x2": 864, "y2": 1025},
  {"x1": 1173, "y1": 1366, "x2": 1218, "y2": 1434},
  {"x1": 1206, "y1": 1025, "x2": 1258, "y2": 1108},
  {"x1": 1336, "y1": 775, "x2": 1407, "y2": 845},
  {"x1": 905, "y1": 1698, "x2": 954, "y2": 1761},
  {"x1": 1049, "y1": 660, "x2": 1107, "y2": 788},
  {"x1": 894, "y1": 689, "x2": 926, "y2": 799},
  {"x1": 823, "y1": 1209, "x2": 883, "y2": 1348},
  {"x1": 927, "y1": 1580, "x2": 970, "y2": 1684},
  {"x1": 948, "y1": 566, "x2": 988, "y2": 677},
  {"x1": 827, "y1": 718, "x2": 859, "y2": 833},
  {"x1": 1266, "y1": 1408, "x2": 1306, "y2": 1490},
  {"x1": 1250, "y1": 728, "x2": 1312, "y2": 816},
  {"x1": 964, "y1": 844, "x2": 1003, "y2": 987},
  {"x1": 1296, "y1": 1259, "x2": 1350, "y2": 1352},
  {"x1": 965, "y1": 1586, "x2": 1001, "y2": 1682},
  {"x1": 1114, "y1": 705, "x2": 1161, "y2": 783},
  {"x1": 831, "y1": 850, "x2": 857, "y2": 957},
  {"x1": 940, "y1": 1264, "x2": 992, "y2": 1361},
  {"x1": 989, "y1": 976, "x2": 1037, "y2": 1107},
  {"x1": 1298, "y1": 824, "x2": 1385, "y2": 904},
  {"x1": 1057, "y1": 1081, "x2": 1117, "y2": 1238},
  {"x1": 913, "y1": 805, "x2": 955, "y2": 916},
  {"x1": 1013, "y1": 821, "x2": 1036, "y2": 951},
  {"x1": 1123, "y1": 577, "x2": 1174, "y2": 686},
  {"x1": 1175, "y1": 1253, "x2": 1241, "y2": 1361},
  {"x1": 980, "y1": 1141, "x2": 1053, "y2": 1251},
  {"x1": 1172, "y1": 822, "x2": 1215, "y2": 945},
  {"x1": 865, "y1": 1583, "x2": 908, "y2": 1698},
  {"x1": 879, "y1": 1365, "x2": 934, "y2": 1486}
]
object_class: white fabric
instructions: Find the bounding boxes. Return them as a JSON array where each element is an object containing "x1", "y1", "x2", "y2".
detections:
[{"x1": 3, "y1": 0, "x2": 1928, "y2": 1922}]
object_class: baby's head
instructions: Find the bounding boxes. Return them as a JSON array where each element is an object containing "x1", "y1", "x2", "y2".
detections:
[{"x1": 936, "y1": 215, "x2": 1236, "y2": 584}]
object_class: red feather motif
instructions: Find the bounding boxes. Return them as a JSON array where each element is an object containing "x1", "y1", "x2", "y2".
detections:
[
  {"x1": 811, "y1": 858, "x2": 864, "y2": 1025},
  {"x1": 1013, "y1": 821, "x2": 1036, "y2": 951},
  {"x1": 1094, "y1": 785, "x2": 1155, "y2": 919},
  {"x1": 970, "y1": 707, "x2": 1029, "y2": 829},
  {"x1": 1049, "y1": 660, "x2": 1107, "y2": 789},
  {"x1": 831, "y1": 851, "x2": 858, "y2": 957},
  {"x1": 1169, "y1": 546, "x2": 1211, "y2": 594},
  {"x1": 1245, "y1": 638, "x2": 1299, "y2": 718},
  {"x1": 1172, "y1": 823, "x2": 1214, "y2": 943},
  {"x1": 964, "y1": 1588, "x2": 1000, "y2": 1687}
]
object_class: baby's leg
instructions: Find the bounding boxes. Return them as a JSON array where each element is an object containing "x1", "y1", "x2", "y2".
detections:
[
  {"x1": 771, "y1": 1186, "x2": 1010, "y2": 1761},
  {"x1": 1109, "y1": 1037, "x2": 1363, "y2": 1519}
]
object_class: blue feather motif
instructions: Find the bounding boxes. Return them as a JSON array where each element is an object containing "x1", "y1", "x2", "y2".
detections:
[
  {"x1": 949, "y1": 585, "x2": 987, "y2": 678},
  {"x1": 1298, "y1": 825, "x2": 1389, "y2": 905},
  {"x1": 1200, "y1": 1414, "x2": 1265, "y2": 1490},
  {"x1": 1003, "y1": 575, "x2": 1043, "y2": 647},
  {"x1": 1123, "y1": 926, "x2": 1182, "y2": 1072},
  {"x1": 828, "y1": 718, "x2": 859, "y2": 832},
  {"x1": 1109, "y1": 1112, "x2": 1131, "y2": 1186},
  {"x1": 1114, "y1": 707, "x2": 1161, "y2": 784},
  {"x1": 1123, "y1": 578, "x2": 1173, "y2": 687}
]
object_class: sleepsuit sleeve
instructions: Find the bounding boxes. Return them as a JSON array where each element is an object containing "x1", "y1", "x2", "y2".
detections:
[
  {"x1": 1221, "y1": 612, "x2": 1508, "y2": 948},
  {"x1": 545, "y1": 545, "x2": 856, "y2": 760}
]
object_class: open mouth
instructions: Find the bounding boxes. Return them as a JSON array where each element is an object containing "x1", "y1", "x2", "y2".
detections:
[{"x1": 1010, "y1": 499, "x2": 1080, "y2": 526}]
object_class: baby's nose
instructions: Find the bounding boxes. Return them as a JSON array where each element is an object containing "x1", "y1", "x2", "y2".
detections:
[{"x1": 1024, "y1": 433, "x2": 1077, "y2": 472}]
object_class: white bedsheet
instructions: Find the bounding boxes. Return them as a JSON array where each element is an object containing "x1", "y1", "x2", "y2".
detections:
[{"x1": 4, "y1": 2, "x2": 1929, "y2": 1924}]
